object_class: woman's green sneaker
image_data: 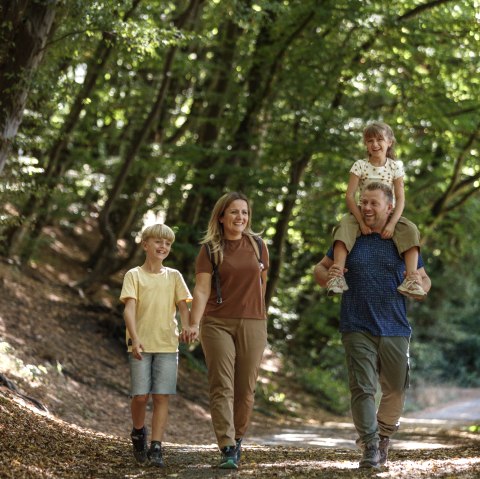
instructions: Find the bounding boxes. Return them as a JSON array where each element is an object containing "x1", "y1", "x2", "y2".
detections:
[{"x1": 219, "y1": 445, "x2": 238, "y2": 469}]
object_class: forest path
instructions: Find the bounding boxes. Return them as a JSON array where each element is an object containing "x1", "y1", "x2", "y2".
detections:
[
  {"x1": 2, "y1": 373, "x2": 480, "y2": 479},
  {"x1": 167, "y1": 395, "x2": 480, "y2": 479},
  {"x1": 249, "y1": 389, "x2": 480, "y2": 450}
]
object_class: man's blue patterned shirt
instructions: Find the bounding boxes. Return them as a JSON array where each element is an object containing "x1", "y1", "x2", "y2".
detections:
[{"x1": 327, "y1": 233, "x2": 424, "y2": 337}]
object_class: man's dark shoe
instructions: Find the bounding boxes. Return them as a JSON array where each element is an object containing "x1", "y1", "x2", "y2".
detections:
[
  {"x1": 148, "y1": 441, "x2": 165, "y2": 467},
  {"x1": 130, "y1": 426, "x2": 148, "y2": 463},
  {"x1": 219, "y1": 445, "x2": 238, "y2": 469},
  {"x1": 359, "y1": 444, "x2": 380, "y2": 469},
  {"x1": 379, "y1": 435, "x2": 390, "y2": 465},
  {"x1": 235, "y1": 438, "x2": 243, "y2": 462}
]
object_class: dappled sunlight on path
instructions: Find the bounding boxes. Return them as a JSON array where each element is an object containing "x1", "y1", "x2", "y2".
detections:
[
  {"x1": 162, "y1": 443, "x2": 480, "y2": 478},
  {"x1": 250, "y1": 392, "x2": 480, "y2": 453},
  {"x1": 2, "y1": 389, "x2": 480, "y2": 479},
  {"x1": 250, "y1": 418, "x2": 463, "y2": 450}
]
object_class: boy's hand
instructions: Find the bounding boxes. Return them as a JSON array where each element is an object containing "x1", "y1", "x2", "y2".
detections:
[
  {"x1": 131, "y1": 339, "x2": 144, "y2": 360},
  {"x1": 180, "y1": 325, "x2": 200, "y2": 344}
]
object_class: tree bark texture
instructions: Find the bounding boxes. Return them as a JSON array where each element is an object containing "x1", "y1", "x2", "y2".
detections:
[
  {"x1": 6, "y1": 0, "x2": 142, "y2": 259},
  {"x1": 265, "y1": 153, "x2": 310, "y2": 309},
  {"x1": 0, "y1": 0, "x2": 56, "y2": 174}
]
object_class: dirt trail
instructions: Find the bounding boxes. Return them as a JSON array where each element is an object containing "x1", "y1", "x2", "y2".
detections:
[
  {"x1": 2, "y1": 382, "x2": 479, "y2": 479},
  {"x1": 408, "y1": 389, "x2": 480, "y2": 421},
  {"x1": 249, "y1": 390, "x2": 480, "y2": 450}
]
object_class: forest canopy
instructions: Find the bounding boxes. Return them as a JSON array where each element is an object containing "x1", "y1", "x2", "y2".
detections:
[{"x1": 1, "y1": 0, "x2": 479, "y2": 412}]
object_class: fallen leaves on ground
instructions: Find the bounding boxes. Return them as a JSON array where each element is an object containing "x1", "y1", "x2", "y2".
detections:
[{"x1": 1, "y1": 391, "x2": 479, "y2": 479}]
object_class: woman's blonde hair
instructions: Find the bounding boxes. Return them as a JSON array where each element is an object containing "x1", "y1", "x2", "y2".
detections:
[
  {"x1": 201, "y1": 192, "x2": 259, "y2": 263},
  {"x1": 363, "y1": 121, "x2": 397, "y2": 160},
  {"x1": 141, "y1": 223, "x2": 175, "y2": 243}
]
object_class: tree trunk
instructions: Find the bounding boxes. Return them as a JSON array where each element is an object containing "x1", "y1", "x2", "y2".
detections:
[
  {"x1": 265, "y1": 153, "x2": 310, "y2": 309},
  {"x1": 81, "y1": 0, "x2": 202, "y2": 286},
  {"x1": 168, "y1": 15, "x2": 244, "y2": 275},
  {"x1": 427, "y1": 122, "x2": 480, "y2": 231},
  {"x1": 227, "y1": 9, "x2": 315, "y2": 191},
  {"x1": 0, "y1": 0, "x2": 56, "y2": 174},
  {"x1": 5, "y1": 1, "x2": 142, "y2": 259}
]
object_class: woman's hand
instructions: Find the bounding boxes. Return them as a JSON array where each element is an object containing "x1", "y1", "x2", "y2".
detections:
[{"x1": 180, "y1": 325, "x2": 200, "y2": 344}]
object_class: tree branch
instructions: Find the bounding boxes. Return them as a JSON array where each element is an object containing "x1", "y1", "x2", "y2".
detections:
[{"x1": 399, "y1": 0, "x2": 458, "y2": 21}]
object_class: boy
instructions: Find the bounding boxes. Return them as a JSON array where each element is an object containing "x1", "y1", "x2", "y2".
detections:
[{"x1": 120, "y1": 223, "x2": 192, "y2": 467}]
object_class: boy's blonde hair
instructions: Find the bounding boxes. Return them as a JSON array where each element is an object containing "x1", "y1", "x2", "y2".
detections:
[
  {"x1": 141, "y1": 223, "x2": 175, "y2": 243},
  {"x1": 363, "y1": 121, "x2": 397, "y2": 160}
]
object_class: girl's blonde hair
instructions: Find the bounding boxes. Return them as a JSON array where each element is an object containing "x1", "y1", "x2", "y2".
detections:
[
  {"x1": 363, "y1": 121, "x2": 397, "y2": 160},
  {"x1": 201, "y1": 192, "x2": 259, "y2": 264},
  {"x1": 141, "y1": 223, "x2": 175, "y2": 243}
]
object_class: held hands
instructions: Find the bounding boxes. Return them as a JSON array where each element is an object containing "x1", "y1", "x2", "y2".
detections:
[{"x1": 180, "y1": 325, "x2": 200, "y2": 344}]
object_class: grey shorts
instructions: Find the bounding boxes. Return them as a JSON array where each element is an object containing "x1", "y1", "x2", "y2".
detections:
[{"x1": 129, "y1": 352, "x2": 178, "y2": 396}]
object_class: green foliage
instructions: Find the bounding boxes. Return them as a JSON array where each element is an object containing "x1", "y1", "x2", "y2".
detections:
[
  {"x1": 256, "y1": 377, "x2": 292, "y2": 417},
  {"x1": 408, "y1": 200, "x2": 480, "y2": 387},
  {"x1": 296, "y1": 366, "x2": 350, "y2": 415}
]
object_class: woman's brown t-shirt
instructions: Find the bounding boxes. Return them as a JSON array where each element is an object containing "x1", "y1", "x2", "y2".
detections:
[{"x1": 195, "y1": 235, "x2": 269, "y2": 320}]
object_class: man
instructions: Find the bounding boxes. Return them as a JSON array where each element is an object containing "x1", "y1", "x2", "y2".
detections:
[{"x1": 314, "y1": 182, "x2": 431, "y2": 469}]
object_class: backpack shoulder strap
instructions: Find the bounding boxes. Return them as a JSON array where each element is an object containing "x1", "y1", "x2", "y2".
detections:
[
  {"x1": 247, "y1": 235, "x2": 264, "y2": 269},
  {"x1": 205, "y1": 243, "x2": 222, "y2": 304}
]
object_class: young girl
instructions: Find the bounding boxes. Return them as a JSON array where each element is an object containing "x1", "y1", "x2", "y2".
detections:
[{"x1": 328, "y1": 122, "x2": 426, "y2": 300}]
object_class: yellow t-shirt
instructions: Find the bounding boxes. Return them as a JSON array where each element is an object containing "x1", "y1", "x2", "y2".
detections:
[{"x1": 119, "y1": 266, "x2": 192, "y2": 353}]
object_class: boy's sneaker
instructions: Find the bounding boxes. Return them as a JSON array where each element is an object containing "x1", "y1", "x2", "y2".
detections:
[
  {"x1": 235, "y1": 438, "x2": 243, "y2": 462},
  {"x1": 379, "y1": 435, "x2": 390, "y2": 465},
  {"x1": 397, "y1": 276, "x2": 426, "y2": 300},
  {"x1": 219, "y1": 445, "x2": 238, "y2": 469},
  {"x1": 130, "y1": 426, "x2": 148, "y2": 464},
  {"x1": 359, "y1": 444, "x2": 380, "y2": 469},
  {"x1": 327, "y1": 276, "x2": 349, "y2": 296},
  {"x1": 148, "y1": 441, "x2": 164, "y2": 467}
]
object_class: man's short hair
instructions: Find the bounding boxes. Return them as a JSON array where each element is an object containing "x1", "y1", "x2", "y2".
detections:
[
  {"x1": 141, "y1": 223, "x2": 175, "y2": 243},
  {"x1": 364, "y1": 182, "x2": 393, "y2": 204}
]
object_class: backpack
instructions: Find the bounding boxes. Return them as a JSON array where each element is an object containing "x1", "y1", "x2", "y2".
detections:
[{"x1": 205, "y1": 235, "x2": 264, "y2": 304}]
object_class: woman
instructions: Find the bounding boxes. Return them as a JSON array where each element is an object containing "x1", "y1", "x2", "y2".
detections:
[{"x1": 187, "y1": 192, "x2": 269, "y2": 470}]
